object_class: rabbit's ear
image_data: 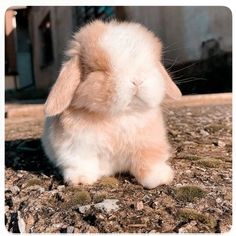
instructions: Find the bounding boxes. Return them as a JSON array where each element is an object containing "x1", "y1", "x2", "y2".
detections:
[
  {"x1": 159, "y1": 63, "x2": 182, "y2": 100},
  {"x1": 44, "y1": 56, "x2": 81, "y2": 116}
]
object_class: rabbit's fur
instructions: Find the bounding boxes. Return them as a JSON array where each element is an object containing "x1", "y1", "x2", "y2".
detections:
[{"x1": 41, "y1": 20, "x2": 181, "y2": 189}]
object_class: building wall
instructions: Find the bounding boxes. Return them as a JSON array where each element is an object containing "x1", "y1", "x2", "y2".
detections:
[
  {"x1": 27, "y1": 6, "x2": 232, "y2": 90},
  {"x1": 123, "y1": 6, "x2": 232, "y2": 64},
  {"x1": 29, "y1": 7, "x2": 74, "y2": 89},
  {"x1": 5, "y1": 9, "x2": 17, "y2": 74}
]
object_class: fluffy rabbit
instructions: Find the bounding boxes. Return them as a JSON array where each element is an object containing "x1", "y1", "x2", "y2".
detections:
[{"x1": 41, "y1": 20, "x2": 181, "y2": 189}]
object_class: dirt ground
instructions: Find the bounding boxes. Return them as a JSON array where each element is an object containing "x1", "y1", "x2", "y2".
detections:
[{"x1": 5, "y1": 102, "x2": 232, "y2": 233}]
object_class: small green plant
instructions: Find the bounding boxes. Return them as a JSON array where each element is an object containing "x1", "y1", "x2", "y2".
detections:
[
  {"x1": 99, "y1": 177, "x2": 119, "y2": 188},
  {"x1": 177, "y1": 208, "x2": 216, "y2": 229},
  {"x1": 25, "y1": 178, "x2": 42, "y2": 187},
  {"x1": 175, "y1": 185, "x2": 206, "y2": 202},
  {"x1": 196, "y1": 159, "x2": 222, "y2": 168},
  {"x1": 206, "y1": 124, "x2": 227, "y2": 132},
  {"x1": 93, "y1": 192, "x2": 107, "y2": 203},
  {"x1": 63, "y1": 190, "x2": 91, "y2": 208},
  {"x1": 65, "y1": 186, "x2": 82, "y2": 193}
]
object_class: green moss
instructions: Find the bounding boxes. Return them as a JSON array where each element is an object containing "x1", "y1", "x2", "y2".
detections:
[
  {"x1": 99, "y1": 177, "x2": 119, "y2": 188},
  {"x1": 196, "y1": 159, "x2": 222, "y2": 168},
  {"x1": 65, "y1": 186, "x2": 82, "y2": 193},
  {"x1": 24, "y1": 178, "x2": 43, "y2": 187},
  {"x1": 93, "y1": 192, "x2": 107, "y2": 203},
  {"x1": 48, "y1": 195, "x2": 58, "y2": 206},
  {"x1": 63, "y1": 190, "x2": 91, "y2": 208},
  {"x1": 175, "y1": 185, "x2": 206, "y2": 202},
  {"x1": 206, "y1": 124, "x2": 228, "y2": 133},
  {"x1": 177, "y1": 208, "x2": 216, "y2": 229}
]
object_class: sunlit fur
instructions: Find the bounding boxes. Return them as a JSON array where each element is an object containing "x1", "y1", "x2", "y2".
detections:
[{"x1": 42, "y1": 20, "x2": 181, "y2": 189}]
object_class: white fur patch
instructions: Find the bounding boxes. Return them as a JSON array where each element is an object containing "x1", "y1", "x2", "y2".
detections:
[
  {"x1": 139, "y1": 162, "x2": 174, "y2": 189},
  {"x1": 99, "y1": 23, "x2": 165, "y2": 113}
]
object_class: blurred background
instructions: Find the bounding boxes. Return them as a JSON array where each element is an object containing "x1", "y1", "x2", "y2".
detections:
[{"x1": 5, "y1": 6, "x2": 232, "y2": 102}]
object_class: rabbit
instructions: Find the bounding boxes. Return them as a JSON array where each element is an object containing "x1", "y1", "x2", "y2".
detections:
[{"x1": 41, "y1": 20, "x2": 182, "y2": 189}]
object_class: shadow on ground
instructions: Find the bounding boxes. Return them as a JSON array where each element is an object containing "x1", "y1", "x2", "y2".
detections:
[{"x1": 5, "y1": 138, "x2": 62, "y2": 181}]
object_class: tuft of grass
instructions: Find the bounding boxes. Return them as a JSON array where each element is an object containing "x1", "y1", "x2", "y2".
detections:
[
  {"x1": 175, "y1": 185, "x2": 206, "y2": 203},
  {"x1": 177, "y1": 208, "x2": 217, "y2": 229},
  {"x1": 24, "y1": 178, "x2": 43, "y2": 187},
  {"x1": 63, "y1": 190, "x2": 91, "y2": 208},
  {"x1": 195, "y1": 159, "x2": 222, "y2": 168},
  {"x1": 65, "y1": 186, "x2": 82, "y2": 193},
  {"x1": 99, "y1": 177, "x2": 119, "y2": 188},
  {"x1": 93, "y1": 192, "x2": 107, "y2": 203},
  {"x1": 206, "y1": 124, "x2": 227, "y2": 133}
]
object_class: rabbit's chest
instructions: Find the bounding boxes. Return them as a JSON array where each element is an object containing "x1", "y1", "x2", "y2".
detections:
[{"x1": 69, "y1": 110, "x2": 159, "y2": 156}]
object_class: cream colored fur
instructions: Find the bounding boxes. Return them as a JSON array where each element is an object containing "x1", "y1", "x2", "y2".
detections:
[{"x1": 41, "y1": 20, "x2": 181, "y2": 189}]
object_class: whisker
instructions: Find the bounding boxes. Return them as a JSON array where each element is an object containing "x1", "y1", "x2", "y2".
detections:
[
  {"x1": 167, "y1": 57, "x2": 179, "y2": 70},
  {"x1": 172, "y1": 74, "x2": 185, "y2": 80},
  {"x1": 163, "y1": 46, "x2": 190, "y2": 54},
  {"x1": 175, "y1": 77, "x2": 206, "y2": 84},
  {"x1": 170, "y1": 62, "x2": 198, "y2": 74},
  {"x1": 162, "y1": 58, "x2": 177, "y2": 61},
  {"x1": 177, "y1": 77, "x2": 207, "y2": 81},
  {"x1": 162, "y1": 42, "x2": 179, "y2": 51}
]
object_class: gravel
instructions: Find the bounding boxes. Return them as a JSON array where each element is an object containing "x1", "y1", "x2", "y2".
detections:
[{"x1": 5, "y1": 104, "x2": 232, "y2": 233}]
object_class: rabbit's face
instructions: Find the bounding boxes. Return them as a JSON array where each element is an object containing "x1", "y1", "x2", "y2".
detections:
[
  {"x1": 45, "y1": 21, "x2": 181, "y2": 117},
  {"x1": 71, "y1": 21, "x2": 165, "y2": 115}
]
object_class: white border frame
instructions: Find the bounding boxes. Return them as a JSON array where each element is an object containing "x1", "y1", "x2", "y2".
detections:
[{"x1": 1, "y1": 1, "x2": 234, "y2": 236}]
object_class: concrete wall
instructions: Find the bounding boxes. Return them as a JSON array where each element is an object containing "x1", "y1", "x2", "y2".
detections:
[
  {"x1": 123, "y1": 6, "x2": 232, "y2": 64},
  {"x1": 29, "y1": 7, "x2": 73, "y2": 89},
  {"x1": 27, "y1": 6, "x2": 232, "y2": 90}
]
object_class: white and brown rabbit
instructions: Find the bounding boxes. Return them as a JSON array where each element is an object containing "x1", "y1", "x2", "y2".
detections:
[{"x1": 41, "y1": 20, "x2": 181, "y2": 189}]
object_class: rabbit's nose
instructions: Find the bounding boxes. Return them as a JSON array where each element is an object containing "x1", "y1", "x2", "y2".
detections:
[{"x1": 132, "y1": 80, "x2": 143, "y2": 86}]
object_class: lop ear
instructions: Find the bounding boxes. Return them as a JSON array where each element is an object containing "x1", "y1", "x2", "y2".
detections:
[
  {"x1": 44, "y1": 55, "x2": 81, "y2": 116},
  {"x1": 159, "y1": 63, "x2": 182, "y2": 100}
]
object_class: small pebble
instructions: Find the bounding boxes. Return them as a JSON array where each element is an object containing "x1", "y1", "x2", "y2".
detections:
[
  {"x1": 17, "y1": 211, "x2": 26, "y2": 233},
  {"x1": 216, "y1": 198, "x2": 222, "y2": 204},
  {"x1": 67, "y1": 226, "x2": 74, "y2": 233},
  {"x1": 200, "y1": 129, "x2": 209, "y2": 136},
  {"x1": 52, "y1": 223, "x2": 64, "y2": 228},
  {"x1": 176, "y1": 183, "x2": 183, "y2": 187},
  {"x1": 136, "y1": 201, "x2": 144, "y2": 211},
  {"x1": 94, "y1": 199, "x2": 119, "y2": 213},
  {"x1": 178, "y1": 220, "x2": 197, "y2": 233},
  {"x1": 186, "y1": 203, "x2": 194, "y2": 208},
  {"x1": 57, "y1": 185, "x2": 65, "y2": 191},
  {"x1": 97, "y1": 214, "x2": 105, "y2": 220},
  {"x1": 10, "y1": 185, "x2": 20, "y2": 195},
  {"x1": 78, "y1": 204, "x2": 91, "y2": 214},
  {"x1": 217, "y1": 140, "x2": 226, "y2": 148}
]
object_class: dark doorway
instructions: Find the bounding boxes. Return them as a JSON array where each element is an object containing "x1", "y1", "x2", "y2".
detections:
[{"x1": 15, "y1": 8, "x2": 34, "y2": 89}]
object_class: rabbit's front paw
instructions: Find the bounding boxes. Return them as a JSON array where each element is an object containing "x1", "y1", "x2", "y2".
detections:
[
  {"x1": 138, "y1": 162, "x2": 174, "y2": 189},
  {"x1": 63, "y1": 168, "x2": 99, "y2": 185}
]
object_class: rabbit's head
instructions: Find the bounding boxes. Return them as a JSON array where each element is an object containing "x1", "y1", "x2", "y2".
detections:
[{"x1": 45, "y1": 20, "x2": 181, "y2": 117}]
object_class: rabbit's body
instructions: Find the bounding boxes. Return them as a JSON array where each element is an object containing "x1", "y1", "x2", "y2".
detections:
[
  {"x1": 42, "y1": 107, "x2": 171, "y2": 188},
  {"x1": 42, "y1": 20, "x2": 181, "y2": 189}
]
